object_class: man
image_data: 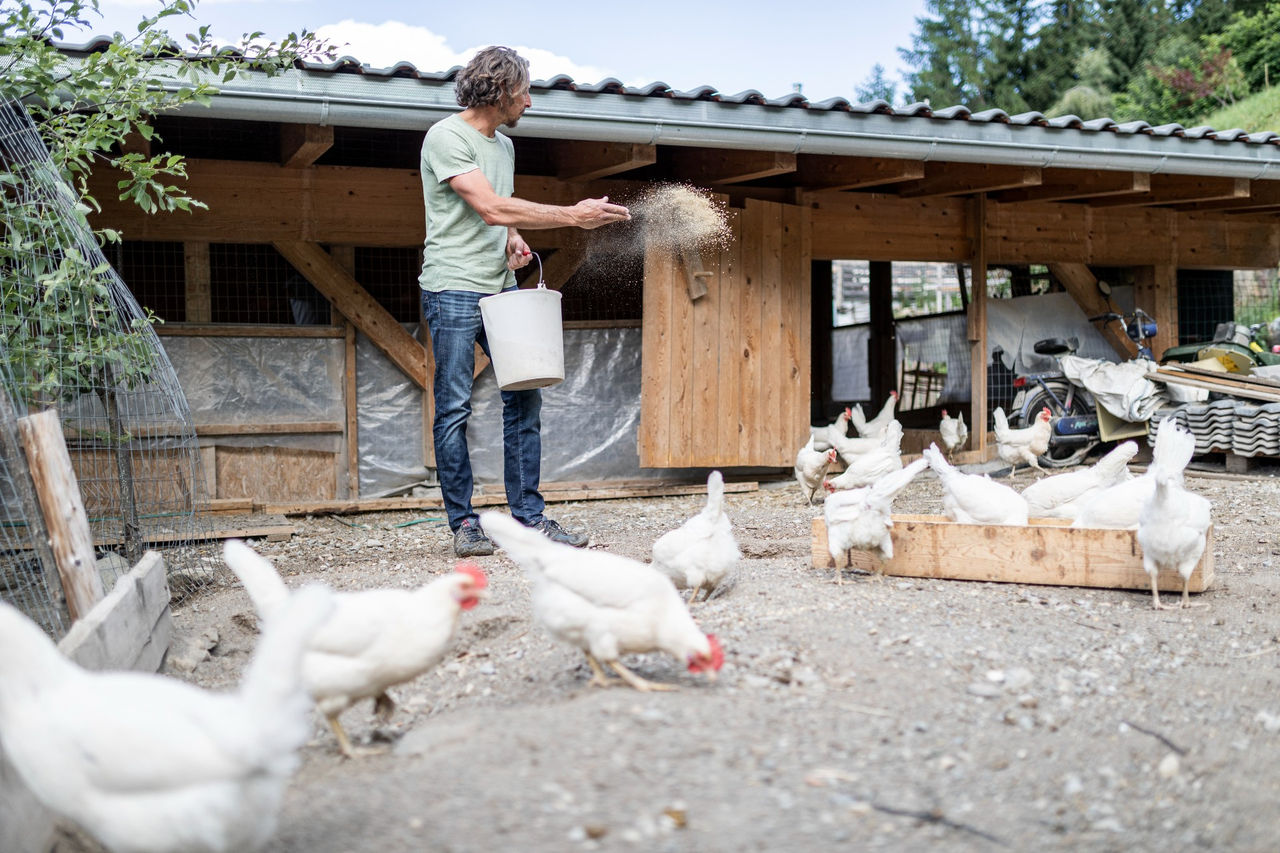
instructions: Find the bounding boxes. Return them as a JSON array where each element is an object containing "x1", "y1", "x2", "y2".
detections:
[{"x1": 420, "y1": 46, "x2": 630, "y2": 558}]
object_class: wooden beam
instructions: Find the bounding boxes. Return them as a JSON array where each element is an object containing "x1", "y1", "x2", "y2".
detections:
[
  {"x1": 280, "y1": 123, "x2": 334, "y2": 169},
  {"x1": 997, "y1": 169, "x2": 1150, "y2": 203},
  {"x1": 18, "y1": 409, "x2": 104, "y2": 621},
  {"x1": 897, "y1": 164, "x2": 1042, "y2": 198},
  {"x1": 535, "y1": 244, "x2": 587, "y2": 290},
  {"x1": 968, "y1": 195, "x2": 988, "y2": 455},
  {"x1": 328, "y1": 246, "x2": 359, "y2": 498},
  {"x1": 272, "y1": 241, "x2": 428, "y2": 389},
  {"x1": 794, "y1": 155, "x2": 925, "y2": 191},
  {"x1": 58, "y1": 552, "x2": 170, "y2": 673},
  {"x1": 0, "y1": 391, "x2": 62, "y2": 616},
  {"x1": 667, "y1": 149, "x2": 797, "y2": 184},
  {"x1": 1174, "y1": 179, "x2": 1280, "y2": 212},
  {"x1": 156, "y1": 323, "x2": 344, "y2": 338},
  {"x1": 183, "y1": 242, "x2": 211, "y2": 323},
  {"x1": 1089, "y1": 175, "x2": 1250, "y2": 209},
  {"x1": 554, "y1": 141, "x2": 656, "y2": 181},
  {"x1": 811, "y1": 515, "x2": 1213, "y2": 593},
  {"x1": 1048, "y1": 263, "x2": 1136, "y2": 359}
]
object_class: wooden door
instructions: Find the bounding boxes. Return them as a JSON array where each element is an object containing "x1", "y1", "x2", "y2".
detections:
[{"x1": 639, "y1": 199, "x2": 810, "y2": 468}]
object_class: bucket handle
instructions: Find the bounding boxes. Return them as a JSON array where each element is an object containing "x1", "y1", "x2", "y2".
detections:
[{"x1": 531, "y1": 251, "x2": 545, "y2": 289}]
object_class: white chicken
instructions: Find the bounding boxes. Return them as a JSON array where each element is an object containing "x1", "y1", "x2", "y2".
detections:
[
  {"x1": 480, "y1": 510, "x2": 723, "y2": 692},
  {"x1": 811, "y1": 408, "x2": 852, "y2": 451},
  {"x1": 823, "y1": 457, "x2": 930, "y2": 582},
  {"x1": 828, "y1": 419, "x2": 903, "y2": 466},
  {"x1": 939, "y1": 408, "x2": 969, "y2": 459},
  {"x1": 1020, "y1": 441, "x2": 1138, "y2": 519},
  {"x1": 223, "y1": 539, "x2": 487, "y2": 758},
  {"x1": 1137, "y1": 426, "x2": 1211, "y2": 610},
  {"x1": 922, "y1": 442, "x2": 1029, "y2": 525},
  {"x1": 651, "y1": 470, "x2": 741, "y2": 603},
  {"x1": 825, "y1": 420, "x2": 904, "y2": 491},
  {"x1": 850, "y1": 390, "x2": 899, "y2": 437},
  {"x1": 0, "y1": 586, "x2": 333, "y2": 853},
  {"x1": 1073, "y1": 417, "x2": 1196, "y2": 530},
  {"x1": 795, "y1": 437, "x2": 838, "y2": 504},
  {"x1": 993, "y1": 406, "x2": 1053, "y2": 476}
]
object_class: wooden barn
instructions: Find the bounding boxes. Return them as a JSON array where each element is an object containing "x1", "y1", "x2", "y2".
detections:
[{"x1": 77, "y1": 44, "x2": 1280, "y2": 505}]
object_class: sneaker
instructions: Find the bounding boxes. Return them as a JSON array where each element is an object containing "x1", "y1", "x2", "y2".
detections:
[
  {"x1": 530, "y1": 517, "x2": 589, "y2": 548},
  {"x1": 453, "y1": 518, "x2": 494, "y2": 558}
]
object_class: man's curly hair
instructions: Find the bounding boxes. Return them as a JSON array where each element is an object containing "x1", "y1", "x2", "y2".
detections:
[{"x1": 455, "y1": 46, "x2": 530, "y2": 108}]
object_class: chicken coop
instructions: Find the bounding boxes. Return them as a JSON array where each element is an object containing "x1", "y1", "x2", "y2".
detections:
[{"x1": 59, "y1": 40, "x2": 1280, "y2": 506}]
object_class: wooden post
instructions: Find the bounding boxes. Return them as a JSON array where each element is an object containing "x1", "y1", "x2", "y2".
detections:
[
  {"x1": 1135, "y1": 265, "x2": 1178, "y2": 361},
  {"x1": 968, "y1": 195, "x2": 989, "y2": 454},
  {"x1": 183, "y1": 241, "x2": 211, "y2": 323},
  {"x1": 868, "y1": 260, "x2": 895, "y2": 405},
  {"x1": 810, "y1": 259, "x2": 834, "y2": 425},
  {"x1": 329, "y1": 246, "x2": 361, "y2": 498},
  {"x1": 0, "y1": 393, "x2": 63, "y2": 615},
  {"x1": 17, "y1": 409, "x2": 104, "y2": 621}
]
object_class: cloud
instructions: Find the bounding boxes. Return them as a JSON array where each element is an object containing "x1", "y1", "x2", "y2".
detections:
[{"x1": 314, "y1": 19, "x2": 618, "y2": 84}]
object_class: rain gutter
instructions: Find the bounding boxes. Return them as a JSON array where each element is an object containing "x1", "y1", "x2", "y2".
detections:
[{"x1": 165, "y1": 72, "x2": 1280, "y2": 182}]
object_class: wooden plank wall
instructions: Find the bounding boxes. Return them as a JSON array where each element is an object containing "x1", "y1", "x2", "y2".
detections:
[{"x1": 639, "y1": 199, "x2": 809, "y2": 468}]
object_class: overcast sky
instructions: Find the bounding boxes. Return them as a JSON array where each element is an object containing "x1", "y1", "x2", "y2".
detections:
[{"x1": 76, "y1": 0, "x2": 930, "y2": 103}]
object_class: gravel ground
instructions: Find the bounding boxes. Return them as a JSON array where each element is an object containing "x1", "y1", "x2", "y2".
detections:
[{"x1": 127, "y1": 460, "x2": 1280, "y2": 851}]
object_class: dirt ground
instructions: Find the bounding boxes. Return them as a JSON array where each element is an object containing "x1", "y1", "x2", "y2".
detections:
[{"x1": 138, "y1": 457, "x2": 1280, "y2": 852}]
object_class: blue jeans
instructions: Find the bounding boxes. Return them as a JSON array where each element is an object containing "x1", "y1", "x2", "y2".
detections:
[{"x1": 422, "y1": 287, "x2": 545, "y2": 531}]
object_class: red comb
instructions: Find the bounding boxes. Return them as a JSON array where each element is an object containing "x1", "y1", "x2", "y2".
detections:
[{"x1": 455, "y1": 562, "x2": 488, "y2": 588}]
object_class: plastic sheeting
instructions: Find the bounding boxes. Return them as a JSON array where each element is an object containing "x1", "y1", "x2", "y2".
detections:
[
  {"x1": 986, "y1": 287, "x2": 1135, "y2": 375},
  {"x1": 1060, "y1": 355, "x2": 1165, "y2": 421},
  {"x1": 163, "y1": 335, "x2": 344, "y2": 453},
  {"x1": 357, "y1": 326, "x2": 681, "y2": 497}
]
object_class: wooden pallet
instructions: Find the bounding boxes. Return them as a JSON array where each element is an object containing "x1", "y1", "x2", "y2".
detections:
[{"x1": 811, "y1": 514, "x2": 1213, "y2": 593}]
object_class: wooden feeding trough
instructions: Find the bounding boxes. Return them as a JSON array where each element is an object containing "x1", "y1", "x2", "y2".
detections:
[{"x1": 811, "y1": 514, "x2": 1214, "y2": 593}]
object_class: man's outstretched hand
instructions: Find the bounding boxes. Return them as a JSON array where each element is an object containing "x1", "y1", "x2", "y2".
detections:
[{"x1": 572, "y1": 196, "x2": 631, "y2": 229}]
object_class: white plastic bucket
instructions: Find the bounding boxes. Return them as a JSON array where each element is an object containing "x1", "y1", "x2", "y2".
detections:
[{"x1": 479, "y1": 282, "x2": 565, "y2": 391}]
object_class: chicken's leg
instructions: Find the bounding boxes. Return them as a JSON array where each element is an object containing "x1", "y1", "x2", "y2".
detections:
[
  {"x1": 585, "y1": 653, "x2": 615, "y2": 688},
  {"x1": 1180, "y1": 578, "x2": 1209, "y2": 609},
  {"x1": 372, "y1": 691, "x2": 396, "y2": 723},
  {"x1": 327, "y1": 714, "x2": 388, "y2": 759},
  {"x1": 1150, "y1": 573, "x2": 1165, "y2": 610},
  {"x1": 608, "y1": 660, "x2": 678, "y2": 692}
]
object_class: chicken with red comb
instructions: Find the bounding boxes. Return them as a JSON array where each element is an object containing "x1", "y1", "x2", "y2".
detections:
[
  {"x1": 223, "y1": 540, "x2": 487, "y2": 757},
  {"x1": 480, "y1": 510, "x2": 723, "y2": 691}
]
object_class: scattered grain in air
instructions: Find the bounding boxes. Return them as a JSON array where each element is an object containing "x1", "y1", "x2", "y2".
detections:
[{"x1": 628, "y1": 183, "x2": 731, "y2": 253}]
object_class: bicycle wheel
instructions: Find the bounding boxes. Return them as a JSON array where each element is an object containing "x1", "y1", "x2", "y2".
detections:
[{"x1": 1020, "y1": 381, "x2": 1096, "y2": 468}]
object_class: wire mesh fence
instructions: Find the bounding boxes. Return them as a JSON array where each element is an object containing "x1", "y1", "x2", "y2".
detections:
[{"x1": 1, "y1": 99, "x2": 218, "y2": 638}]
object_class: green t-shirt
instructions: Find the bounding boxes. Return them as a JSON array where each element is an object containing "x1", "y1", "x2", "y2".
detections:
[{"x1": 418, "y1": 113, "x2": 516, "y2": 294}]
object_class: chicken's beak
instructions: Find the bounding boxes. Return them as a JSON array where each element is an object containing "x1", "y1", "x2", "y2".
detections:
[{"x1": 704, "y1": 669, "x2": 717, "y2": 683}]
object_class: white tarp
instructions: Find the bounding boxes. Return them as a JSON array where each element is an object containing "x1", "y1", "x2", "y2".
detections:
[{"x1": 1059, "y1": 355, "x2": 1166, "y2": 422}]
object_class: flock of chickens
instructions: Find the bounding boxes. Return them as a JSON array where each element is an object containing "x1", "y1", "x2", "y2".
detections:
[
  {"x1": 802, "y1": 391, "x2": 1211, "y2": 611},
  {"x1": 0, "y1": 469, "x2": 740, "y2": 852},
  {"x1": 0, "y1": 390, "x2": 1212, "y2": 853}
]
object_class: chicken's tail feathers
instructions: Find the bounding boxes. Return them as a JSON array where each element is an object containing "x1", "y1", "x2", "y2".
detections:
[
  {"x1": 238, "y1": 583, "x2": 334, "y2": 751},
  {"x1": 1151, "y1": 416, "x2": 1196, "y2": 482},
  {"x1": 704, "y1": 470, "x2": 725, "y2": 515},
  {"x1": 992, "y1": 406, "x2": 1009, "y2": 434},
  {"x1": 224, "y1": 539, "x2": 292, "y2": 617},
  {"x1": 850, "y1": 404, "x2": 868, "y2": 433},
  {"x1": 1095, "y1": 440, "x2": 1139, "y2": 480},
  {"x1": 921, "y1": 443, "x2": 955, "y2": 478},
  {"x1": 478, "y1": 511, "x2": 561, "y2": 577},
  {"x1": 957, "y1": 410, "x2": 966, "y2": 427},
  {"x1": 871, "y1": 456, "x2": 929, "y2": 502}
]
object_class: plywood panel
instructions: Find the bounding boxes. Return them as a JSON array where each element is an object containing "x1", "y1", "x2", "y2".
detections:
[
  {"x1": 214, "y1": 446, "x2": 336, "y2": 502},
  {"x1": 780, "y1": 203, "x2": 811, "y2": 453},
  {"x1": 70, "y1": 448, "x2": 199, "y2": 515}
]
